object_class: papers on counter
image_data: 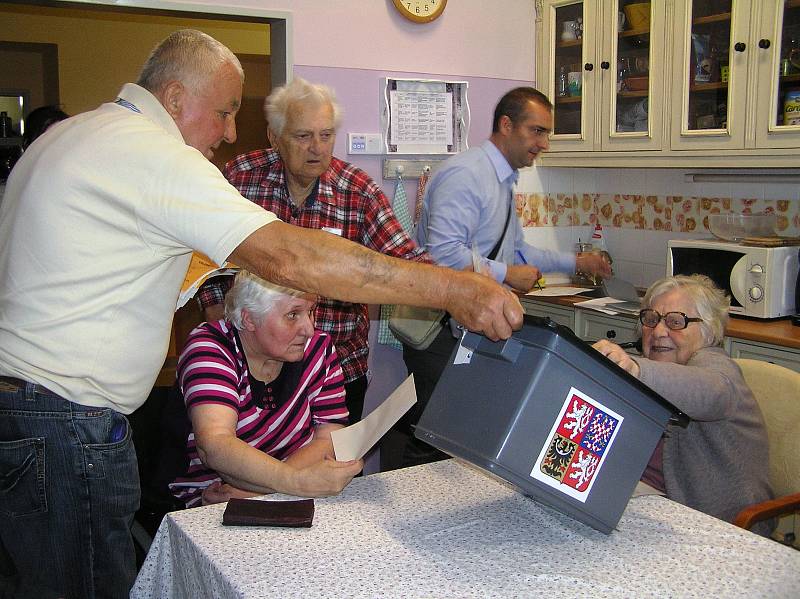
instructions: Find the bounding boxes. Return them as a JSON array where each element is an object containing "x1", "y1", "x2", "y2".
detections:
[
  {"x1": 331, "y1": 375, "x2": 417, "y2": 462},
  {"x1": 525, "y1": 286, "x2": 592, "y2": 297},
  {"x1": 574, "y1": 297, "x2": 641, "y2": 315}
]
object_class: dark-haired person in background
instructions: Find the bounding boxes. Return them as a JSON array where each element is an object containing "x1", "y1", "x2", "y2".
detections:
[{"x1": 22, "y1": 105, "x2": 69, "y2": 150}]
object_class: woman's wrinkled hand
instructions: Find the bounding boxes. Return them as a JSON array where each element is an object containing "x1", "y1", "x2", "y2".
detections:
[
  {"x1": 592, "y1": 339, "x2": 641, "y2": 378},
  {"x1": 292, "y1": 456, "x2": 363, "y2": 497}
]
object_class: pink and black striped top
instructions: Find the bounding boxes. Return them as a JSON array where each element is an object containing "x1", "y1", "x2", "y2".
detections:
[{"x1": 169, "y1": 320, "x2": 348, "y2": 507}]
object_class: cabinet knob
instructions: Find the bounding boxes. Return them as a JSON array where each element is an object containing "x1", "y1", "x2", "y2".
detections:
[
  {"x1": 734, "y1": 42, "x2": 746, "y2": 52},
  {"x1": 600, "y1": 61, "x2": 610, "y2": 70},
  {"x1": 584, "y1": 62, "x2": 594, "y2": 71},
  {"x1": 606, "y1": 330, "x2": 617, "y2": 339},
  {"x1": 758, "y1": 39, "x2": 771, "y2": 49}
]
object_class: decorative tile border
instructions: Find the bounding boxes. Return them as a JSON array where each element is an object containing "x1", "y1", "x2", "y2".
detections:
[{"x1": 515, "y1": 193, "x2": 800, "y2": 237}]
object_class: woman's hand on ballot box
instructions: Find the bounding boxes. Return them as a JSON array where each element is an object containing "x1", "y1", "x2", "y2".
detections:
[{"x1": 593, "y1": 339, "x2": 641, "y2": 377}]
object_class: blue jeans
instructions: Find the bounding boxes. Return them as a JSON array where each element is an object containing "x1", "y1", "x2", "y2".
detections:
[{"x1": 0, "y1": 379, "x2": 139, "y2": 599}]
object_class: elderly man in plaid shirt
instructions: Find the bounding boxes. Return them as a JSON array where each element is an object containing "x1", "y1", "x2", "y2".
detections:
[{"x1": 197, "y1": 77, "x2": 430, "y2": 423}]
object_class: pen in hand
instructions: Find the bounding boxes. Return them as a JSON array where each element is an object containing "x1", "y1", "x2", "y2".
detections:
[{"x1": 516, "y1": 250, "x2": 543, "y2": 291}]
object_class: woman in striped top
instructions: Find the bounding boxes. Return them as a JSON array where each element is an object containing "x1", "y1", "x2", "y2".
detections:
[{"x1": 170, "y1": 271, "x2": 363, "y2": 507}]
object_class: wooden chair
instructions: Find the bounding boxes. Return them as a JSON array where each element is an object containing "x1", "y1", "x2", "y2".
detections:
[{"x1": 733, "y1": 358, "x2": 800, "y2": 545}]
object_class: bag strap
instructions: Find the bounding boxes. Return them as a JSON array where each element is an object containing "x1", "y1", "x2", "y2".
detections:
[{"x1": 486, "y1": 200, "x2": 512, "y2": 261}]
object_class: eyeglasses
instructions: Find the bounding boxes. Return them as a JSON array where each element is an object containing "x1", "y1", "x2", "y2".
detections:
[{"x1": 639, "y1": 309, "x2": 703, "y2": 331}]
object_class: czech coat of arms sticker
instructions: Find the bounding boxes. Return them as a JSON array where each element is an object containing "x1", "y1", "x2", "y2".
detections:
[{"x1": 531, "y1": 387, "x2": 623, "y2": 502}]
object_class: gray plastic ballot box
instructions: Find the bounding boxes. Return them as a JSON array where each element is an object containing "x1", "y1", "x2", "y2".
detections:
[{"x1": 414, "y1": 315, "x2": 688, "y2": 534}]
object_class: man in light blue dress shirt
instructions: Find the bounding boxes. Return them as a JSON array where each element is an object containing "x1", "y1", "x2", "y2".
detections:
[{"x1": 383, "y1": 87, "x2": 610, "y2": 471}]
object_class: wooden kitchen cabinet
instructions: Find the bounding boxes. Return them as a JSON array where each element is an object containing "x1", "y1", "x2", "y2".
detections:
[
  {"x1": 521, "y1": 297, "x2": 576, "y2": 329},
  {"x1": 521, "y1": 297, "x2": 639, "y2": 345},
  {"x1": 535, "y1": 0, "x2": 800, "y2": 167},
  {"x1": 670, "y1": 0, "x2": 800, "y2": 153},
  {"x1": 573, "y1": 309, "x2": 640, "y2": 344},
  {"x1": 538, "y1": 0, "x2": 667, "y2": 153},
  {"x1": 725, "y1": 337, "x2": 800, "y2": 372}
]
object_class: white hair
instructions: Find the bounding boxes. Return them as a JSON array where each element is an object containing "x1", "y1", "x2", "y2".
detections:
[
  {"x1": 224, "y1": 271, "x2": 306, "y2": 330},
  {"x1": 137, "y1": 29, "x2": 243, "y2": 95},
  {"x1": 264, "y1": 77, "x2": 343, "y2": 137}
]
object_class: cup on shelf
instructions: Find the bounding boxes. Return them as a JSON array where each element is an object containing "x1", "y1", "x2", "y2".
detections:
[
  {"x1": 561, "y1": 21, "x2": 578, "y2": 41},
  {"x1": 618, "y1": 12, "x2": 626, "y2": 32},
  {"x1": 567, "y1": 71, "x2": 582, "y2": 96}
]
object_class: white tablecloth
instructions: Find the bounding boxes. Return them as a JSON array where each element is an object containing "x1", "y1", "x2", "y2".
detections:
[{"x1": 132, "y1": 460, "x2": 800, "y2": 598}]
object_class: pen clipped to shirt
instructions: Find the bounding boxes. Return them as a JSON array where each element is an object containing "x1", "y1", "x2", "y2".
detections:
[{"x1": 516, "y1": 250, "x2": 543, "y2": 291}]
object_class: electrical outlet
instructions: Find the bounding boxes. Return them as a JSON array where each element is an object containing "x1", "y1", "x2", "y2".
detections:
[{"x1": 348, "y1": 133, "x2": 383, "y2": 154}]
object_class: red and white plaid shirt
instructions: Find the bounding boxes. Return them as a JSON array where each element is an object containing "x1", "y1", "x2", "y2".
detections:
[{"x1": 199, "y1": 148, "x2": 430, "y2": 383}]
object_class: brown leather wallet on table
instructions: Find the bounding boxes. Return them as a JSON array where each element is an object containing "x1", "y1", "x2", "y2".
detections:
[{"x1": 222, "y1": 498, "x2": 315, "y2": 528}]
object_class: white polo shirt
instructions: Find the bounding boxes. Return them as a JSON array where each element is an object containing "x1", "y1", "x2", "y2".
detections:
[{"x1": 0, "y1": 83, "x2": 276, "y2": 413}]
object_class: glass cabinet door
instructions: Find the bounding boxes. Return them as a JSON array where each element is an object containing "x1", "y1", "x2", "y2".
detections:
[
  {"x1": 775, "y1": 1, "x2": 800, "y2": 127},
  {"x1": 601, "y1": 0, "x2": 665, "y2": 150},
  {"x1": 551, "y1": 1, "x2": 587, "y2": 138},
  {"x1": 672, "y1": 0, "x2": 748, "y2": 149},
  {"x1": 685, "y1": 0, "x2": 733, "y2": 133},
  {"x1": 753, "y1": 0, "x2": 800, "y2": 149},
  {"x1": 543, "y1": 0, "x2": 665, "y2": 152}
]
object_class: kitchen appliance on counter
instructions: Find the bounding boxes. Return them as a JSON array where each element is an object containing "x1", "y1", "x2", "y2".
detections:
[{"x1": 667, "y1": 238, "x2": 799, "y2": 319}]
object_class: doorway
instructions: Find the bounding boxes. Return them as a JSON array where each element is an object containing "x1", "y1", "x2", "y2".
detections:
[{"x1": 0, "y1": 0, "x2": 289, "y2": 154}]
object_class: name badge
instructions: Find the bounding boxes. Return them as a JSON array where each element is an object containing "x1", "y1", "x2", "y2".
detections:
[{"x1": 322, "y1": 227, "x2": 343, "y2": 236}]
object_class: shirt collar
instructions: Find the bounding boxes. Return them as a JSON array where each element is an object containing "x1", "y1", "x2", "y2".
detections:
[
  {"x1": 482, "y1": 139, "x2": 518, "y2": 186},
  {"x1": 115, "y1": 83, "x2": 185, "y2": 144}
]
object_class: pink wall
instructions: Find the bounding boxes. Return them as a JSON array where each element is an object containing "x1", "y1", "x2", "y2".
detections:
[
  {"x1": 295, "y1": 64, "x2": 531, "y2": 185},
  {"x1": 171, "y1": 0, "x2": 536, "y2": 80}
]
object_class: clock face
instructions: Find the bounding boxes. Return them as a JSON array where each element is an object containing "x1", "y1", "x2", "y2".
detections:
[{"x1": 392, "y1": 0, "x2": 447, "y2": 23}]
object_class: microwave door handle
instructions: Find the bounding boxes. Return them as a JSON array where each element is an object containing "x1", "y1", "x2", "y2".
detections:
[{"x1": 730, "y1": 255, "x2": 749, "y2": 306}]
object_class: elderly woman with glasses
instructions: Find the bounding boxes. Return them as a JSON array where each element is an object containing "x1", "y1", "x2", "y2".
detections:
[
  {"x1": 169, "y1": 271, "x2": 363, "y2": 507},
  {"x1": 593, "y1": 274, "x2": 773, "y2": 535}
]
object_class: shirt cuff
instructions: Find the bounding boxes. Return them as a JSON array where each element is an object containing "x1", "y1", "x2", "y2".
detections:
[{"x1": 489, "y1": 260, "x2": 507, "y2": 284}]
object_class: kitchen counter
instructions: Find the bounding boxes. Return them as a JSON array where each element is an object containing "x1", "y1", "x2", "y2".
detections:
[{"x1": 521, "y1": 291, "x2": 800, "y2": 350}]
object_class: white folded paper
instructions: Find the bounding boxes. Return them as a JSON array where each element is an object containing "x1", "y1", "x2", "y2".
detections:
[{"x1": 331, "y1": 375, "x2": 417, "y2": 462}]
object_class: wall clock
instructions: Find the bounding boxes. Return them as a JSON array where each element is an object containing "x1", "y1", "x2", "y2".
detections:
[{"x1": 392, "y1": 0, "x2": 447, "y2": 24}]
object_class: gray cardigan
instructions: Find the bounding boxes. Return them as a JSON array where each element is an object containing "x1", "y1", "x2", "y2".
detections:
[{"x1": 635, "y1": 346, "x2": 773, "y2": 535}]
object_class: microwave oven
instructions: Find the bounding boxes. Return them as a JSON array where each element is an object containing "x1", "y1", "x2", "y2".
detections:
[{"x1": 667, "y1": 239, "x2": 799, "y2": 319}]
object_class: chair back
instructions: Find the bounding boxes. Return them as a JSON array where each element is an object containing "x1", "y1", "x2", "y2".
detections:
[{"x1": 734, "y1": 359, "x2": 800, "y2": 498}]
